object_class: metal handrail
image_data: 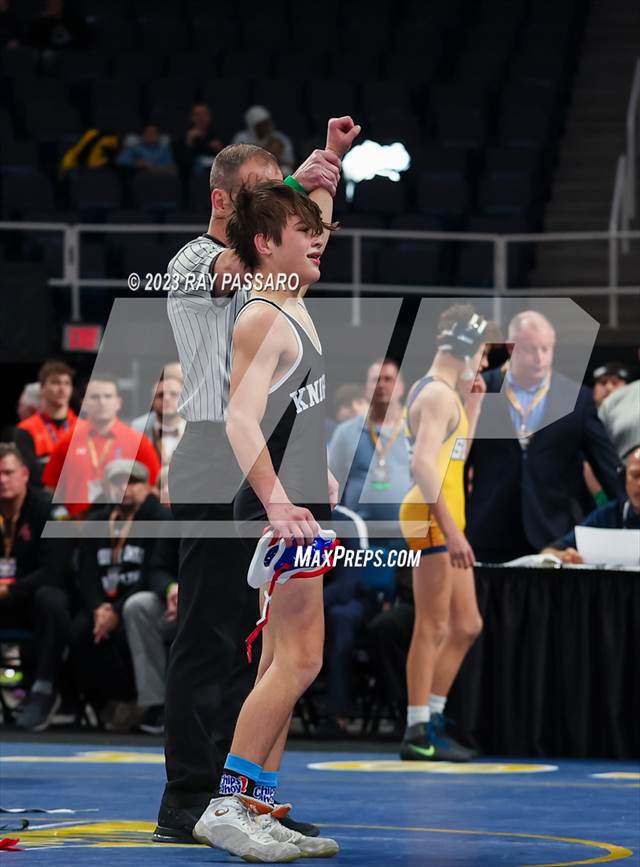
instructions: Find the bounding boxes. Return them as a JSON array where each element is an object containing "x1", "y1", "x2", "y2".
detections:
[
  {"x1": 609, "y1": 155, "x2": 628, "y2": 327},
  {"x1": 1, "y1": 221, "x2": 639, "y2": 327},
  {"x1": 624, "y1": 57, "x2": 640, "y2": 230}
]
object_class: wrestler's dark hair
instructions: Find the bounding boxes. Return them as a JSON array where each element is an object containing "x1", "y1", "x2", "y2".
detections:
[{"x1": 227, "y1": 180, "x2": 337, "y2": 270}]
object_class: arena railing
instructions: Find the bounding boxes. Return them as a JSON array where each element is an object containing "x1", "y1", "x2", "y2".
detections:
[
  {"x1": 623, "y1": 57, "x2": 640, "y2": 244},
  {"x1": 0, "y1": 222, "x2": 639, "y2": 327}
]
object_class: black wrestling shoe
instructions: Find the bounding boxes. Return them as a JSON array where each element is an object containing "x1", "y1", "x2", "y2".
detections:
[
  {"x1": 279, "y1": 814, "x2": 320, "y2": 838},
  {"x1": 400, "y1": 720, "x2": 474, "y2": 762},
  {"x1": 152, "y1": 803, "x2": 208, "y2": 844},
  {"x1": 430, "y1": 712, "x2": 478, "y2": 760}
]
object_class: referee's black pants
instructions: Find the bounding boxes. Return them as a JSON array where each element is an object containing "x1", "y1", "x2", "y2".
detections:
[{"x1": 161, "y1": 423, "x2": 258, "y2": 812}]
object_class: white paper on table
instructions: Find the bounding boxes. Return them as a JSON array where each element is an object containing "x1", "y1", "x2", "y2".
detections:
[{"x1": 575, "y1": 526, "x2": 640, "y2": 567}]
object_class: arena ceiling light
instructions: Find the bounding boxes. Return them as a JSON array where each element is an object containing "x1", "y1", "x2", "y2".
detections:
[{"x1": 341, "y1": 140, "x2": 411, "y2": 201}]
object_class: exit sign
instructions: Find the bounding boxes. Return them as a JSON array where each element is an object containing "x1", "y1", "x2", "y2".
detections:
[{"x1": 63, "y1": 324, "x2": 103, "y2": 352}]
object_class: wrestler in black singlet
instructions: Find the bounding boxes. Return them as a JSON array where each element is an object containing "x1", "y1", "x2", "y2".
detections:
[{"x1": 233, "y1": 298, "x2": 330, "y2": 536}]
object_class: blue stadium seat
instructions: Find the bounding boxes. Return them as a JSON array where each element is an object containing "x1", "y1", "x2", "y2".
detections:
[
  {"x1": 0, "y1": 140, "x2": 39, "y2": 172},
  {"x1": 67, "y1": 168, "x2": 123, "y2": 214},
  {"x1": 0, "y1": 110, "x2": 16, "y2": 146},
  {"x1": 352, "y1": 178, "x2": 406, "y2": 217},
  {"x1": 1, "y1": 171, "x2": 55, "y2": 218},
  {"x1": 273, "y1": 49, "x2": 331, "y2": 79},
  {"x1": 187, "y1": 173, "x2": 212, "y2": 215},
  {"x1": 139, "y1": 16, "x2": 189, "y2": 53},
  {"x1": 253, "y1": 80, "x2": 305, "y2": 113},
  {"x1": 121, "y1": 237, "x2": 171, "y2": 279},
  {"x1": 317, "y1": 238, "x2": 352, "y2": 283},
  {"x1": 417, "y1": 172, "x2": 469, "y2": 227},
  {"x1": 499, "y1": 107, "x2": 554, "y2": 148},
  {"x1": 80, "y1": 241, "x2": 108, "y2": 279},
  {"x1": 110, "y1": 52, "x2": 166, "y2": 81},
  {"x1": 377, "y1": 244, "x2": 442, "y2": 286},
  {"x1": 477, "y1": 172, "x2": 534, "y2": 218},
  {"x1": 131, "y1": 172, "x2": 183, "y2": 212},
  {"x1": 307, "y1": 80, "x2": 359, "y2": 120}
]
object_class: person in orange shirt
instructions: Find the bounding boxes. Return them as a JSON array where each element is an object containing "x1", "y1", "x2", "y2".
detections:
[
  {"x1": 43, "y1": 374, "x2": 160, "y2": 517},
  {"x1": 15, "y1": 360, "x2": 78, "y2": 485}
]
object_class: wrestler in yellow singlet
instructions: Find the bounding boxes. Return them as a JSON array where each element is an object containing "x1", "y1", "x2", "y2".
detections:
[{"x1": 400, "y1": 376, "x2": 468, "y2": 553}]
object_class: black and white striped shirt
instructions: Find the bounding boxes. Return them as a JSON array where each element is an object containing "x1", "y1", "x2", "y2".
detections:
[{"x1": 167, "y1": 234, "x2": 249, "y2": 422}]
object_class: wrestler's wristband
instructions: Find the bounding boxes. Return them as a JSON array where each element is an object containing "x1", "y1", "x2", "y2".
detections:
[
  {"x1": 283, "y1": 175, "x2": 307, "y2": 195},
  {"x1": 594, "y1": 489, "x2": 608, "y2": 507}
]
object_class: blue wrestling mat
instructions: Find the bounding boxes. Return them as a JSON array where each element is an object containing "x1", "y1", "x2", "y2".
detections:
[{"x1": 0, "y1": 742, "x2": 638, "y2": 865}]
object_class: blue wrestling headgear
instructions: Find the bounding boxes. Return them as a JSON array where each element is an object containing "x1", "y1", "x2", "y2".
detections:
[{"x1": 245, "y1": 528, "x2": 339, "y2": 662}]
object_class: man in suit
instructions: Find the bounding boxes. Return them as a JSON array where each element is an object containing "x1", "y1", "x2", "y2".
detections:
[{"x1": 466, "y1": 310, "x2": 622, "y2": 563}]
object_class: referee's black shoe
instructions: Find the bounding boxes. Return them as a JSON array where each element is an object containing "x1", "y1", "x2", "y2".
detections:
[
  {"x1": 152, "y1": 803, "x2": 208, "y2": 844},
  {"x1": 279, "y1": 814, "x2": 320, "y2": 838},
  {"x1": 153, "y1": 802, "x2": 320, "y2": 843}
]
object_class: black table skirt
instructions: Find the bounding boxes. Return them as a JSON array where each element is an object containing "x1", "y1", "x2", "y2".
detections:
[{"x1": 446, "y1": 566, "x2": 640, "y2": 759}]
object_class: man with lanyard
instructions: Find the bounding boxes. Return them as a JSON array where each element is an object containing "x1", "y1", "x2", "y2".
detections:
[
  {"x1": 15, "y1": 360, "x2": 77, "y2": 485},
  {"x1": 329, "y1": 357, "x2": 412, "y2": 567},
  {"x1": 0, "y1": 443, "x2": 71, "y2": 731},
  {"x1": 131, "y1": 373, "x2": 186, "y2": 469},
  {"x1": 466, "y1": 310, "x2": 622, "y2": 563},
  {"x1": 325, "y1": 358, "x2": 412, "y2": 734},
  {"x1": 157, "y1": 120, "x2": 359, "y2": 845},
  {"x1": 43, "y1": 375, "x2": 160, "y2": 517}
]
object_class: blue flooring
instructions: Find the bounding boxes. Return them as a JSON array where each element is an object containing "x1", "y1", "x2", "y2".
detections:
[{"x1": 0, "y1": 742, "x2": 638, "y2": 866}]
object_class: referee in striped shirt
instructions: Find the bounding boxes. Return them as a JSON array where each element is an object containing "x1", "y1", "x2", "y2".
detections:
[{"x1": 155, "y1": 126, "x2": 355, "y2": 844}]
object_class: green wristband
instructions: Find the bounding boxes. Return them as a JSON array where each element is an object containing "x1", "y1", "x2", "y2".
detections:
[
  {"x1": 283, "y1": 175, "x2": 307, "y2": 195},
  {"x1": 594, "y1": 490, "x2": 608, "y2": 507}
]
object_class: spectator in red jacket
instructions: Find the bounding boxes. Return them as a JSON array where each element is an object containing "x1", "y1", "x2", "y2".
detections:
[
  {"x1": 43, "y1": 375, "x2": 160, "y2": 517},
  {"x1": 15, "y1": 360, "x2": 77, "y2": 485}
]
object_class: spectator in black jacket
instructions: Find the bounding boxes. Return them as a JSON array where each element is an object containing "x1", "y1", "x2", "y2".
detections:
[
  {"x1": 69, "y1": 459, "x2": 172, "y2": 722},
  {"x1": 466, "y1": 311, "x2": 622, "y2": 562},
  {"x1": 0, "y1": 443, "x2": 71, "y2": 731},
  {"x1": 122, "y1": 536, "x2": 179, "y2": 735}
]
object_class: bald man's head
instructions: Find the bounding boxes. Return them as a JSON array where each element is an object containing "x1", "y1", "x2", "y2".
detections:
[{"x1": 508, "y1": 310, "x2": 556, "y2": 388}]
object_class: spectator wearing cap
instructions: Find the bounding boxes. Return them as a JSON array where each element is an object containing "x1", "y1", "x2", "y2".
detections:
[
  {"x1": 130, "y1": 375, "x2": 186, "y2": 469},
  {"x1": 43, "y1": 375, "x2": 160, "y2": 517},
  {"x1": 232, "y1": 106, "x2": 295, "y2": 175},
  {"x1": 70, "y1": 459, "x2": 172, "y2": 727},
  {"x1": 592, "y1": 362, "x2": 630, "y2": 408},
  {"x1": 542, "y1": 446, "x2": 640, "y2": 564},
  {"x1": 0, "y1": 443, "x2": 72, "y2": 731},
  {"x1": 15, "y1": 361, "x2": 77, "y2": 486}
]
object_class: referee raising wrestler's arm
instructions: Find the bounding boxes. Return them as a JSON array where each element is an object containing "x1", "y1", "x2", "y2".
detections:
[{"x1": 156, "y1": 118, "x2": 360, "y2": 848}]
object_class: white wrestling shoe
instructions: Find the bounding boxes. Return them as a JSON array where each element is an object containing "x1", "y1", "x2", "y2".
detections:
[
  {"x1": 258, "y1": 804, "x2": 340, "y2": 858},
  {"x1": 193, "y1": 795, "x2": 301, "y2": 863}
]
